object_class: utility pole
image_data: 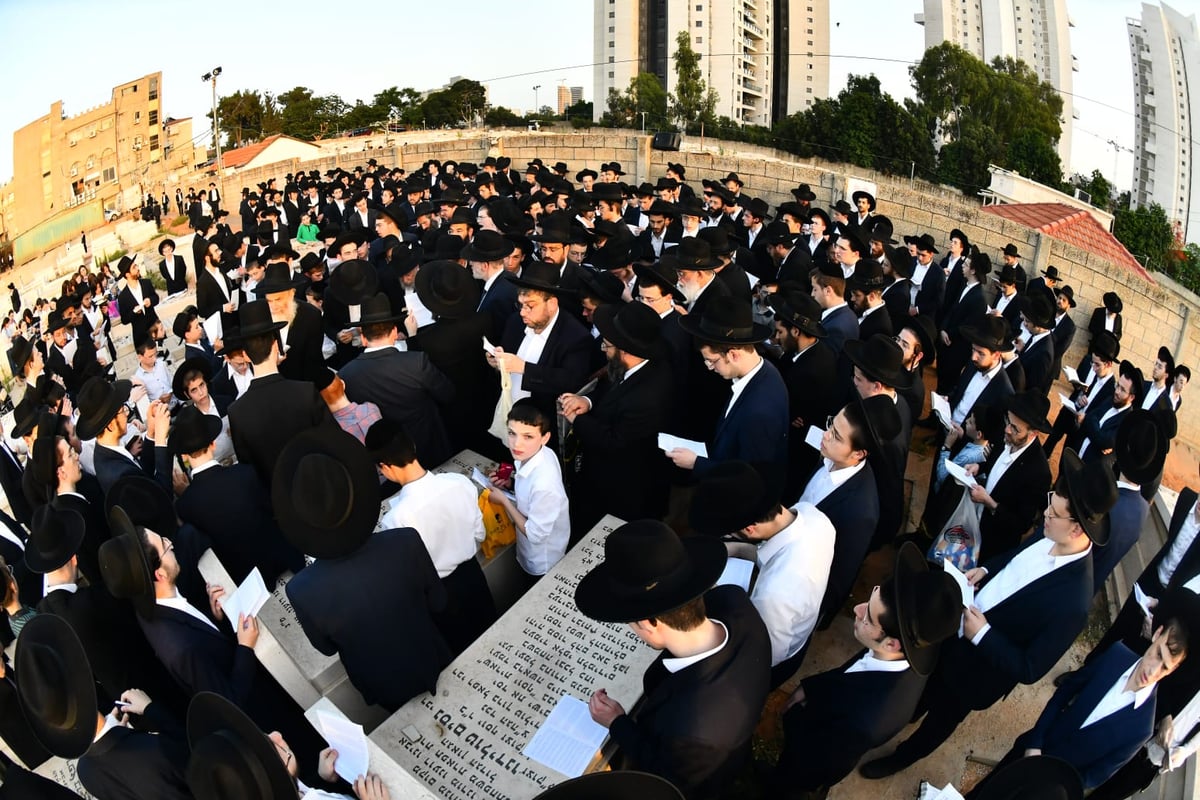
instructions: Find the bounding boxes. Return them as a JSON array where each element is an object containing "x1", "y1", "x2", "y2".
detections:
[
  {"x1": 533, "y1": 85, "x2": 541, "y2": 117},
  {"x1": 202, "y1": 67, "x2": 224, "y2": 202}
]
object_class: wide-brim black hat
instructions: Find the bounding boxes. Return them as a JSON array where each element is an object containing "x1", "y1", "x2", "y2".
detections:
[
  {"x1": 846, "y1": 260, "x2": 889, "y2": 292},
  {"x1": 186, "y1": 692, "x2": 297, "y2": 800},
  {"x1": 1006, "y1": 391, "x2": 1052, "y2": 433},
  {"x1": 574, "y1": 519, "x2": 727, "y2": 623},
  {"x1": 851, "y1": 190, "x2": 876, "y2": 211},
  {"x1": 252, "y1": 263, "x2": 307, "y2": 296},
  {"x1": 689, "y1": 460, "x2": 775, "y2": 536},
  {"x1": 1055, "y1": 285, "x2": 1076, "y2": 308},
  {"x1": 16, "y1": 614, "x2": 97, "y2": 758},
  {"x1": 272, "y1": 427, "x2": 380, "y2": 560},
  {"x1": 1042, "y1": 265, "x2": 1062, "y2": 280},
  {"x1": 673, "y1": 238, "x2": 721, "y2": 270},
  {"x1": 902, "y1": 314, "x2": 937, "y2": 360},
  {"x1": 845, "y1": 335, "x2": 913, "y2": 389},
  {"x1": 1002, "y1": 243, "x2": 1021, "y2": 258},
  {"x1": 1115, "y1": 409, "x2": 1169, "y2": 485},
  {"x1": 460, "y1": 230, "x2": 515, "y2": 262},
  {"x1": 172, "y1": 356, "x2": 213, "y2": 401},
  {"x1": 960, "y1": 316, "x2": 1015, "y2": 353},
  {"x1": 26, "y1": 504, "x2": 86, "y2": 574},
  {"x1": 1103, "y1": 291, "x2": 1123, "y2": 314},
  {"x1": 856, "y1": 394, "x2": 902, "y2": 452},
  {"x1": 1018, "y1": 293, "x2": 1056, "y2": 329},
  {"x1": 973, "y1": 755, "x2": 1082, "y2": 800},
  {"x1": 327, "y1": 259, "x2": 380, "y2": 305},
  {"x1": 11, "y1": 395, "x2": 41, "y2": 439},
  {"x1": 504, "y1": 261, "x2": 574, "y2": 295},
  {"x1": 75, "y1": 377, "x2": 132, "y2": 441},
  {"x1": 885, "y1": 245, "x2": 913, "y2": 279},
  {"x1": 357, "y1": 292, "x2": 407, "y2": 326},
  {"x1": 896, "y1": 542, "x2": 962, "y2": 676},
  {"x1": 915, "y1": 233, "x2": 939, "y2": 254},
  {"x1": 8, "y1": 335, "x2": 34, "y2": 374},
  {"x1": 679, "y1": 295, "x2": 770, "y2": 345},
  {"x1": 98, "y1": 506, "x2": 155, "y2": 615},
  {"x1": 1059, "y1": 449, "x2": 1116, "y2": 546},
  {"x1": 170, "y1": 404, "x2": 224, "y2": 457},
  {"x1": 633, "y1": 262, "x2": 685, "y2": 303},
  {"x1": 106, "y1": 474, "x2": 179, "y2": 538},
  {"x1": 770, "y1": 291, "x2": 826, "y2": 339},
  {"x1": 593, "y1": 302, "x2": 660, "y2": 360},
  {"x1": 1088, "y1": 330, "x2": 1120, "y2": 363},
  {"x1": 416, "y1": 260, "x2": 481, "y2": 319},
  {"x1": 792, "y1": 183, "x2": 817, "y2": 202},
  {"x1": 533, "y1": 771, "x2": 683, "y2": 800},
  {"x1": 236, "y1": 300, "x2": 286, "y2": 339}
]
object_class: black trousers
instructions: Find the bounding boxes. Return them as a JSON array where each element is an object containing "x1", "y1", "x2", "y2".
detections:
[{"x1": 1087, "y1": 748, "x2": 1160, "y2": 800}]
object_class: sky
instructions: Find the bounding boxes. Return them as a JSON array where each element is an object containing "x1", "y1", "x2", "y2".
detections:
[{"x1": 0, "y1": 0, "x2": 1155, "y2": 195}]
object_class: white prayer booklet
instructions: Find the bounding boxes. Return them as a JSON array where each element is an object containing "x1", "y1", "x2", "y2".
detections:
[
  {"x1": 1058, "y1": 392, "x2": 1078, "y2": 413},
  {"x1": 918, "y1": 780, "x2": 966, "y2": 800},
  {"x1": 1062, "y1": 365, "x2": 1085, "y2": 386},
  {"x1": 471, "y1": 466, "x2": 516, "y2": 503},
  {"x1": 315, "y1": 710, "x2": 369, "y2": 784},
  {"x1": 942, "y1": 459, "x2": 978, "y2": 490},
  {"x1": 931, "y1": 393, "x2": 954, "y2": 428},
  {"x1": 218, "y1": 567, "x2": 270, "y2": 625},
  {"x1": 522, "y1": 695, "x2": 608, "y2": 778},
  {"x1": 943, "y1": 557, "x2": 975, "y2": 607},
  {"x1": 481, "y1": 336, "x2": 497, "y2": 355},
  {"x1": 804, "y1": 425, "x2": 824, "y2": 451},
  {"x1": 717, "y1": 558, "x2": 755, "y2": 592},
  {"x1": 657, "y1": 433, "x2": 708, "y2": 458},
  {"x1": 1134, "y1": 583, "x2": 1156, "y2": 618}
]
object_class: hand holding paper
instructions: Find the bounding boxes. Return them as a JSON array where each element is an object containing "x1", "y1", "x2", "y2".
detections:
[
  {"x1": 942, "y1": 459, "x2": 978, "y2": 489},
  {"x1": 316, "y1": 710, "x2": 369, "y2": 784},
  {"x1": 1062, "y1": 365, "x2": 1084, "y2": 386},
  {"x1": 657, "y1": 433, "x2": 708, "y2": 458},
  {"x1": 717, "y1": 558, "x2": 754, "y2": 592},
  {"x1": 931, "y1": 394, "x2": 954, "y2": 428},
  {"x1": 1058, "y1": 392, "x2": 1077, "y2": 414},
  {"x1": 218, "y1": 568, "x2": 270, "y2": 628},
  {"x1": 943, "y1": 558, "x2": 975, "y2": 607}
]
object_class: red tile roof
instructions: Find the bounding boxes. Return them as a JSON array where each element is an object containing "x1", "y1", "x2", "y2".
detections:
[
  {"x1": 980, "y1": 202, "x2": 1151, "y2": 282},
  {"x1": 220, "y1": 134, "x2": 283, "y2": 170}
]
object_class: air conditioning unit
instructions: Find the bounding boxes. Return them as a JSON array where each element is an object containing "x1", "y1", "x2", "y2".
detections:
[
  {"x1": 69, "y1": 167, "x2": 78, "y2": 177},
  {"x1": 88, "y1": 129, "x2": 96, "y2": 138}
]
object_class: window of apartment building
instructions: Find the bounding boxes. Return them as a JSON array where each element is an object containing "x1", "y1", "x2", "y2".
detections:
[
  {"x1": 86, "y1": 157, "x2": 94, "y2": 169},
  {"x1": 696, "y1": 36, "x2": 703, "y2": 43},
  {"x1": 134, "y1": 111, "x2": 141, "y2": 124},
  {"x1": 696, "y1": 3, "x2": 702, "y2": 9},
  {"x1": 608, "y1": 71, "x2": 614, "y2": 78},
  {"x1": 807, "y1": 88, "x2": 813, "y2": 93},
  {"x1": 609, "y1": 11, "x2": 614, "y2": 16},
  {"x1": 133, "y1": 135, "x2": 143, "y2": 149},
  {"x1": 696, "y1": 20, "x2": 702, "y2": 26},
  {"x1": 608, "y1": 56, "x2": 614, "y2": 62},
  {"x1": 150, "y1": 135, "x2": 159, "y2": 151},
  {"x1": 149, "y1": 77, "x2": 158, "y2": 100},
  {"x1": 149, "y1": 110, "x2": 158, "y2": 126},
  {"x1": 609, "y1": 41, "x2": 614, "y2": 47},
  {"x1": 102, "y1": 167, "x2": 116, "y2": 182},
  {"x1": 609, "y1": 26, "x2": 614, "y2": 32}
]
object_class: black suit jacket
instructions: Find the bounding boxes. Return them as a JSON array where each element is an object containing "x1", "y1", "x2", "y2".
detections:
[
  {"x1": 408, "y1": 312, "x2": 499, "y2": 451},
  {"x1": 858, "y1": 306, "x2": 893, "y2": 341},
  {"x1": 499, "y1": 308, "x2": 593, "y2": 421},
  {"x1": 46, "y1": 337, "x2": 99, "y2": 400},
  {"x1": 780, "y1": 344, "x2": 838, "y2": 503},
  {"x1": 287, "y1": 528, "x2": 450, "y2": 711},
  {"x1": 0, "y1": 445, "x2": 30, "y2": 528},
  {"x1": 117, "y1": 279, "x2": 160, "y2": 346},
  {"x1": 175, "y1": 463, "x2": 304, "y2": 587},
  {"x1": 775, "y1": 246, "x2": 812, "y2": 286},
  {"x1": 93, "y1": 442, "x2": 172, "y2": 497},
  {"x1": 278, "y1": 301, "x2": 329, "y2": 383},
  {"x1": 1087, "y1": 307, "x2": 1122, "y2": 342},
  {"x1": 882, "y1": 279, "x2": 911, "y2": 334},
  {"x1": 477, "y1": 274, "x2": 520, "y2": 344},
  {"x1": 975, "y1": 441, "x2": 1053, "y2": 561},
  {"x1": 1051, "y1": 313, "x2": 1077, "y2": 377},
  {"x1": 1078, "y1": 404, "x2": 1132, "y2": 464},
  {"x1": 947, "y1": 365, "x2": 1015, "y2": 425},
  {"x1": 78, "y1": 703, "x2": 191, "y2": 800},
  {"x1": 227, "y1": 373, "x2": 335, "y2": 485},
  {"x1": 195, "y1": 267, "x2": 235, "y2": 322},
  {"x1": 913, "y1": 262, "x2": 946, "y2": 318},
  {"x1": 1021, "y1": 333, "x2": 1057, "y2": 396},
  {"x1": 778, "y1": 650, "x2": 927, "y2": 791},
  {"x1": 1139, "y1": 488, "x2": 1200, "y2": 594},
  {"x1": 339, "y1": 347, "x2": 457, "y2": 468},
  {"x1": 693, "y1": 359, "x2": 790, "y2": 486},
  {"x1": 139, "y1": 604, "x2": 258, "y2": 706},
  {"x1": 608, "y1": 586, "x2": 771, "y2": 800},
  {"x1": 158, "y1": 255, "x2": 188, "y2": 295},
  {"x1": 820, "y1": 305, "x2": 859, "y2": 356}
]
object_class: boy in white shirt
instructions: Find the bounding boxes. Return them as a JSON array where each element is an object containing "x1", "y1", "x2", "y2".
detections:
[{"x1": 488, "y1": 399, "x2": 571, "y2": 590}]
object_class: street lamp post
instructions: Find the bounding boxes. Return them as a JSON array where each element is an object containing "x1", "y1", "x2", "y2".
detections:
[
  {"x1": 201, "y1": 67, "x2": 224, "y2": 201},
  {"x1": 533, "y1": 85, "x2": 541, "y2": 117}
]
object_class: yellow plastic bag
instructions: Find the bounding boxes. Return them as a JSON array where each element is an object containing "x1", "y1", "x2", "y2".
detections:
[{"x1": 478, "y1": 488, "x2": 516, "y2": 559}]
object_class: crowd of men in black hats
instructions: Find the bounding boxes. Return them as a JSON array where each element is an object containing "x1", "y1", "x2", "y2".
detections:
[{"x1": 0, "y1": 149, "x2": 1198, "y2": 800}]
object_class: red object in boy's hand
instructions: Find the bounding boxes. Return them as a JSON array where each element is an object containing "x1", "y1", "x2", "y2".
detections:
[{"x1": 496, "y1": 463, "x2": 514, "y2": 482}]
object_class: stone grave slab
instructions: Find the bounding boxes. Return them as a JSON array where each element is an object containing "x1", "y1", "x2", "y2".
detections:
[
  {"x1": 370, "y1": 515, "x2": 660, "y2": 800},
  {"x1": 33, "y1": 756, "x2": 96, "y2": 799}
]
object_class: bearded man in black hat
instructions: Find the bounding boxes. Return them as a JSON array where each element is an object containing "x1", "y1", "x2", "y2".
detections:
[
  {"x1": 909, "y1": 234, "x2": 945, "y2": 319},
  {"x1": 1042, "y1": 330, "x2": 1119, "y2": 457},
  {"x1": 847, "y1": 259, "x2": 892, "y2": 341},
  {"x1": 1017, "y1": 292, "x2": 1058, "y2": 396},
  {"x1": 253, "y1": 262, "x2": 327, "y2": 383},
  {"x1": 861, "y1": 450, "x2": 1112, "y2": 780},
  {"x1": 935, "y1": 247, "x2": 992, "y2": 396},
  {"x1": 116, "y1": 254, "x2": 160, "y2": 360},
  {"x1": 1077, "y1": 360, "x2": 1143, "y2": 464},
  {"x1": 559, "y1": 302, "x2": 674, "y2": 530},
  {"x1": 769, "y1": 543, "x2": 962, "y2": 798},
  {"x1": 1000, "y1": 242, "x2": 1030, "y2": 294},
  {"x1": 576, "y1": 519, "x2": 771, "y2": 799},
  {"x1": 196, "y1": 238, "x2": 238, "y2": 342}
]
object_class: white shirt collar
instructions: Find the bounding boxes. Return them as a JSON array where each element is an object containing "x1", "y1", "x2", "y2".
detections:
[
  {"x1": 662, "y1": 619, "x2": 729, "y2": 673},
  {"x1": 821, "y1": 302, "x2": 848, "y2": 320},
  {"x1": 845, "y1": 649, "x2": 911, "y2": 673}
]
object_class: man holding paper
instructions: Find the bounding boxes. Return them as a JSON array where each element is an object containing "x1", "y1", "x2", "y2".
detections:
[{"x1": 1042, "y1": 331, "x2": 1118, "y2": 458}]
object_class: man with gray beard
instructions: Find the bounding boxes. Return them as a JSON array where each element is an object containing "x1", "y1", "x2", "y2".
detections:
[
  {"x1": 253, "y1": 262, "x2": 327, "y2": 382},
  {"x1": 558, "y1": 302, "x2": 674, "y2": 532}
]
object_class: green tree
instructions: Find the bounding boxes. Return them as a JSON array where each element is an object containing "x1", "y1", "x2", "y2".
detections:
[
  {"x1": 210, "y1": 90, "x2": 280, "y2": 149},
  {"x1": 1006, "y1": 128, "x2": 1062, "y2": 187},
  {"x1": 668, "y1": 31, "x2": 718, "y2": 132},
  {"x1": 1113, "y1": 202, "x2": 1175, "y2": 271},
  {"x1": 372, "y1": 86, "x2": 422, "y2": 121},
  {"x1": 564, "y1": 99, "x2": 593, "y2": 123},
  {"x1": 602, "y1": 72, "x2": 668, "y2": 128},
  {"x1": 421, "y1": 79, "x2": 486, "y2": 128},
  {"x1": 484, "y1": 106, "x2": 526, "y2": 127},
  {"x1": 1068, "y1": 169, "x2": 1114, "y2": 210}
]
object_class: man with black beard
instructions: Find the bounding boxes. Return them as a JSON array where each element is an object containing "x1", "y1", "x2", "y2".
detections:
[{"x1": 559, "y1": 302, "x2": 674, "y2": 532}]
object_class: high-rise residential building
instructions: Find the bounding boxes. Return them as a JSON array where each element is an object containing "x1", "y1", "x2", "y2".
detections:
[
  {"x1": 557, "y1": 85, "x2": 572, "y2": 115},
  {"x1": 571, "y1": 86, "x2": 584, "y2": 106},
  {"x1": 1127, "y1": 2, "x2": 1198, "y2": 244},
  {"x1": 592, "y1": 0, "x2": 829, "y2": 127},
  {"x1": 8, "y1": 72, "x2": 194, "y2": 238},
  {"x1": 915, "y1": 0, "x2": 1076, "y2": 166}
]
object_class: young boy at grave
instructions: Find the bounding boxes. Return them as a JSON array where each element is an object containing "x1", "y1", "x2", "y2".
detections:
[{"x1": 488, "y1": 399, "x2": 571, "y2": 589}]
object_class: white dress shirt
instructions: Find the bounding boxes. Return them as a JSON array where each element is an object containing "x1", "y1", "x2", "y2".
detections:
[
  {"x1": 910, "y1": 262, "x2": 931, "y2": 305},
  {"x1": 512, "y1": 312, "x2": 559, "y2": 401},
  {"x1": 157, "y1": 589, "x2": 219, "y2": 631},
  {"x1": 953, "y1": 361, "x2": 1003, "y2": 424},
  {"x1": 994, "y1": 292, "x2": 1016, "y2": 315},
  {"x1": 845, "y1": 650, "x2": 911, "y2": 674},
  {"x1": 799, "y1": 458, "x2": 866, "y2": 507},
  {"x1": 820, "y1": 302, "x2": 849, "y2": 321},
  {"x1": 969, "y1": 536, "x2": 1091, "y2": 643},
  {"x1": 381, "y1": 472, "x2": 485, "y2": 578},
  {"x1": 1148, "y1": 685, "x2": 1200, "y2": 769},
  {"x1": 1080, "y1": 661, "x2": 1154, "y2": 728},
  {"x1": 752, "y1": 503, "x2": 836, "y2": 665},
  {"x1": 1156, "y1": 499, "x2": 1200, "y2": 588},
  {"x1": 984, "y1": 437, "x2": 1036, "y2": 495},
  {"x1": 513, "y1": 445, "x2": 571, "y2": 576},
  {"x1": 1143, "y1": 382, "x2": 1167, "y2": 410},
  {"x1": 724, "y1": 356, "x2": 764, "y2": 418}
]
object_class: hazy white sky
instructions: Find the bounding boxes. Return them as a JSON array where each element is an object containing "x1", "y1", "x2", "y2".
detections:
[{"x1": 0, "y1": 0, "x2": 1151, "y2": 193}]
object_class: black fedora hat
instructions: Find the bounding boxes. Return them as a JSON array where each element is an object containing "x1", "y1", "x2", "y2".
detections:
[
  {"x1": 158, "y1": 238, "x2": 177, "y2": 255},
  {"x1": 327, "y1": 259, "x2": 380, "y2": 305},
  {"x1": 11, "y1": 395, "x2": 42, "y2": 439},
  {"x1": 677, "y1": 197, "x2": 707, "y2": 218},
  {"x1": 357, "y1": 292, "x2": 406, "y2": 327},
  {"x1": 98, "y1": 506, "x2": 154, "y2": 614},
  {"x1": 1115, "y1": 409, "x2": 1169, "y2": 485},
  {"x1": 689, "y1": 460, "x2": 775, "y2": 536},
  {"x1": 579, "y1": 270, "x2": 626, "y2": 306},
  {"x1": 8, "y1": 334, "x2": 34, "y2": 373},
  {"x1": 770, "y1": 290, "x2": 826, "y2": 339},
  {"x1": 968, "y1": 249, "x2": 993, "y2": 280},
  {"x1": 696, "y1": 227, "x2": 734, "y2": 257},
  {"x1": 994, "y1": 263, "x2": 1021, "y2": 285},
  {"x1": 534, "y1": 771, "x2": 684, "y2": 800},
  {"x1": 16, "y1": 614, "x2": 97, "y2": 758},
  {"x1": 591, "y1": 183, "x2": 624, "y2": 203},
  {"x1": 674, "y1": 238, "x2": 720, "y2": 270},
  {"x1": 647, "y1": 199, "x2": 679, "y2": 218},
  {"x1": 272, "y1": 427, "x2": 380, "y2": 559},
  {"x1": 416, "y1": 260, "x2": 481, "y2": 319},
  {"x1": 116, "y1": 254, "x2": 138, "y2": 277},
  {"x1": 744, "y1": 197, "x2": 772, "y2": 220},
  {"x1": 885, "y1": 244, "x2": 913, "y2": 278},
  {"x1": 1042, "y1": 264, "x2": 1063, "y2": 280},
  {"x1": 172, "y1": 355, "x2": 213, "y2": 401},
  {"x1": 833, "y1": 199, "x2": 854, "y2": 216},
  {"x1": 505, "y1": 261, "x2": 574, "y2": 295},
  {"x1": 1055, "y1": 285, "x2": 1076, "y2": 308},
  {"x1": 902, "y1": 315, "x2": 938, "y2": 359},
  {"x1": 855, "y1": 394, "x2": 902, "y2": 453},
  {"x1": 421, "y1": 234, "x2": 466, "y2": 264},
  {"x1": 75, "y1": 377, "x2": 132, "y2": 441},
  {"x1": 851, "y1": 190, "x2": 876, "y2": 211},
  {"x1": 1006, "y1": 391, "x2": 1052, "y2": 433},
  {"x1": 949, "y1": 228, "x2": 971, "y2": 249},
  {"x1": 460, "y1": 230, "x2": 515, "y2": 262},
  {"x1": 722, "y1": 172, "x2": 743, "y2": 187},
  {"x1": 844, "y1": 334, "x2": 913, "y2": 389},
  {"x1": 654, "y1": 176, "x2": 679, "y2": 191},
  {"x1": 846, "y1": 259, "x2": 889, "y2": 292},
  {"x1": 895, "y1": 542, "x2": 962, "y2": 676},
  {"x1": 574, "y1": 519, "x2": 727, "y2": 623},
  {"x1": 760, "y1": 221, "x2": 798, "y2": 247},
  {"x1": 185, "y1": 692, "x2": 297, "y2": 800},
  {"x1": 252, "y1": 262, "x2": 307, "y2": 296},
  {"x1": 973, "y1": 755, "x2": 1082, "y2": 800},
  {"x1": 1059, "y1": 449, "x2": 1117, "y2": 545},
  {"x1": 679, "y1": 294, "x2": 770, "y2": 345},
  {"x1": 665, "y1": 162, "x2": 686, "y2": 177},
  {"x1": 593, "y1": 302, "x2": 661, "y2": 360},
  {"x1": 868, "y1": 216, "x2": 897, "y2": 244},
  {"x1": 791, "y1": 183, "x2": 817, "y2": 202},
  {"x1": 633, "y1": 261, "x2": 685, "y2": 304},
  {"x1": 575, "y1": 168, "x2": 598, "y2": 182},
  {"x1": 1103, "y1": 291, "x2": 1123, "y2": 313},
  {"x1": 106, "y1": 474, "x2": 179, "y2": 538},
  {"x1": 26, "y1": 505, "x2": 85, "y2": 574},
  {"x1": 170, "y1": 404, "x2": 223, "y2": 456},
  {"x1": 1018, "y1": 293, "x2": 1056, "y2": 329},
  {"x1": 236, "y1": 300, "x2": 286, "y2": 339},
  {"x1": 914, "y1": 233, "x2": 939, "y2": 254},
  {"x1": 1002, "y1": 242, "x2": 1021, "y2": 258},
  {"x1": 960, "y1": 316, "x2": 1015, "y2": 353},
  {"x1": 1090, "y1": 330, "x2": 1120, "y2": 362}
]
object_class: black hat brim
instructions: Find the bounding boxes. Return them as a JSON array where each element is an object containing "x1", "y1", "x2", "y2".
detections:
[
  {"x1": 633, "y1": 263, "x2": 686, "y2": 303},
  {"x1": 98, "y1": 507, "x2": 155, "y2": 615},
  {"x1": 593, "y1": 305, "x2": 656, "y2": 360},
  {"x1": 415, "y1": 262, "x2": 481, "y2": 319},
  {"x1": 1061, "y1": 449, "x2": 1111, "y2": 546},
  {"x1": 502, "y1": 271, "x2": 576, "y2": 297},
  {"x1": 186, "y1": 692, "x2": 297, "y2": 800},
  {"x1": 533, "y1": 771, "x2": 684, "y2": 800},
  {"x1": 959, "y1": 324, "x2": 1015, "y2": 353},
  {"x1": 574, "y1": 536, "x2": 727, "y2": 623},
  {"x1": 16, "y1": 615, "x2": 97, "y2": 758},
  {"x1": 678, "y1": 312, "x2": 770, "y2": 345},
  {"x1": 172, "y1": 356, "x2": 214, "y2": 401},
  {"x1": 76, "y1": 379, "x2": 132, "y2": 441},
  {"x1": 1115, "y1": 409, "x2": 1168, "y2": 485},
  {"x1": 843, "y1": 338, "x2": 914, "y2": 389},
  {"x1": 972, "y1": 755, "x2": 1083, "y2": 800},
  {"x1": 894, "y1": 543, "x2": 940, "y2": 676},
  {"x1": 26, "y1": 506, "x2": 86, "y2": 574}
]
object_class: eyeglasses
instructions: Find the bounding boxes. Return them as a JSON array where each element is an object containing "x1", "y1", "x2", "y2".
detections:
[
  {"x1": 1044, "y1": 492, "x2": 1077, "y2": 522},
  {"x1": 518, "y1": 300, "x2": 544, "y2": 312},
  {"x1": 702, "y1": 353, "x2": 726, "y2": 369},
  {"x1": 636, "y1": 294, "x2": 667, "y2": 304},
  {"x1": 160, "y1": 536, "x2": 174, "y2": 555},
  {"x1": 1004, "y1": 415, "x2": 1025, "y2": 432}
]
